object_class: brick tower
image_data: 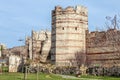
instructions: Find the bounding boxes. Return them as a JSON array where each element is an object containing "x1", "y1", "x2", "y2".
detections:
[{"x1": 51, "y1": 6, "x2": 88, "y2": 66}]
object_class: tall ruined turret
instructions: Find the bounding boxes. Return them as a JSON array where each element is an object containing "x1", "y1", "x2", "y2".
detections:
[
  {"x1": 51, "y1": 5, "x2": 88, "y2": 66},
  {"x1": 26, "y1": 30, "x2": 51, "y2": 62}
]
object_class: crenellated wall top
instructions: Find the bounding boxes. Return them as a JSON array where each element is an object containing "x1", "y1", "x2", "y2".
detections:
[{"x1": 53, "y1": 5, "x2": 88, "y2": 16}]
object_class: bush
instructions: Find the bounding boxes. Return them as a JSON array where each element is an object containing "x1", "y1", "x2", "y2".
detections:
[{"x1": 87, "y1": 66, "x2": 120, "y2": 77}]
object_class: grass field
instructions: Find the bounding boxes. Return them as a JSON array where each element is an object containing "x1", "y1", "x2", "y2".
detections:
[
  {"x1": 0, "y1": 72, "x2": 120, "y2": 80},
  {"x1": 0, "y1": 72, "x2": 73, "y2": 80}
]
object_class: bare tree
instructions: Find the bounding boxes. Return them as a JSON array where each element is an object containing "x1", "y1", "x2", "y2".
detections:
[{"x1": 69, "y1": 51, "x2": 86, "y2": 67}]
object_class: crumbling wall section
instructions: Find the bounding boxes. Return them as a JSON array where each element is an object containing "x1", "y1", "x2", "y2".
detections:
[
  {"x1": 9, "y1": 55, "x2": 22, "y2": 72},
  {"x1": 26, "y1": 30, "x2": 51, "y2": 62}
]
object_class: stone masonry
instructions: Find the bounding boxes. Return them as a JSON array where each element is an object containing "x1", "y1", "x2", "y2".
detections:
[
  {"x1": 9, "y1": 55, "x2": 22, "y2": 72},
  {"x1": 2, "y1": 5, "x2": 120, "y2": 68},
  {"x1": 51, "y1": 6, "x2": 88, "y2": 66},
  {"x1": 86, "y1": 29, "x2": 120, "y2": 67},
  {"x1": 26, "y1": 30, "x2": 51, "y2": 62}
]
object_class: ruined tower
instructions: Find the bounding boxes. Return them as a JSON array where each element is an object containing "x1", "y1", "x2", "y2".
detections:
[
  {"x1": 51, "y1": 6, "x2": 88, "y2": 66},
  {"x1": 26, "y1": 30, "x2": 51, "y2": 62}
]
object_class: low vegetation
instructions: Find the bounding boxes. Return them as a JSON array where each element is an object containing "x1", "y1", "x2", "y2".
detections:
[
  {"x1": 0, "y1": 72, "x2": 72, "y2": 80},
  {"x1": 0, "y1": 72, "x2": 120, "y2": 80}
]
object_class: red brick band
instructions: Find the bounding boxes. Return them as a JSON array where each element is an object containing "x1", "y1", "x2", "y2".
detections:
[
  {"x1": 88, "y1": 58, "x2": 120, "y2": 61},
  {"x1": 52, "y1": 40, "x2": 84, "y2": 42},
  {"x1": 51, "y1": 46, "x2": 83, "y2": 48},
  {"x1": 87, "y1": 51, "x2": 119, "y2": 55}
]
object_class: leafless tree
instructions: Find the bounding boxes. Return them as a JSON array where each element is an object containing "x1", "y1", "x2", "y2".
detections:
[{"x1": 69, "y1": 51, "x2": 86, "y2": 67}]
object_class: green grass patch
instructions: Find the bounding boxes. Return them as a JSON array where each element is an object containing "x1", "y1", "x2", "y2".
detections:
[
  {"x1": 0, "y1": 72, "x2": 120, "y2": 80},
  {"x1": 0, "y1": 72, "x2": 74, "y2": 80},
  {"x1": 81, "y1": 75, "x2": 120, "y2": 80}
]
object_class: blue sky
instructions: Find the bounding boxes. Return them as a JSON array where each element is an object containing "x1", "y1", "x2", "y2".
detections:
[{"x1": 0, "y1": 0, "x2": 119, "y2": 48}]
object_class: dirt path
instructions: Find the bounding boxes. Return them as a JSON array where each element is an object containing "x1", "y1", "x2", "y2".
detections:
[{"x1": 58, "y1": 75, "x2": 103, "y2": 80}]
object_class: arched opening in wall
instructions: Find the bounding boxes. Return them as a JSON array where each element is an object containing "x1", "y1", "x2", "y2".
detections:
[
  {"x1": 62, "y1": 27, "x2": 64, "y2": 30},
  {"x1": 75, "y1": 27, "x2": 77, "y2": 30}
]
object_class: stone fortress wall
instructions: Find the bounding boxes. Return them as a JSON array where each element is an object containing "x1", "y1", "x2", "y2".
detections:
[
  {"x1": 26, "y1": 5, "x2": 120, "y2": 67},
  {"x1": 86, "y1": 29, "x2": 120, "y2": 67},
  {"x1": 2, "y1": 5, "x2": 120, "y2": 68},
  {"x1": 51, "y1": 6, "x2": 88, "y2": 66},
  {"x1": 26, "y1": 30, "x2": 51, "y2": 62}
]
